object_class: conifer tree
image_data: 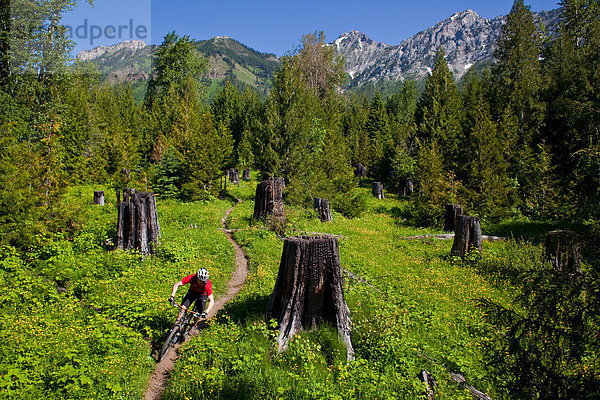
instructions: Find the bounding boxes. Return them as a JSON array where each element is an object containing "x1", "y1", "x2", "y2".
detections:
[
  {"x1": 462, "y1": 70, "x2": 511, "y2": 219},
  {"x1": 143, "y1": 32, "x2": 207, "y2": 165},
  {"x1": 492, "y1": 0, "x2": 546, "y2": 216},
  {"x1": 343, "y1": 94, "x2": 370, "y2": 167},
  {"x1": 417, "y1": 47, "x2": 463, "y2": 173},
  {"x1": 365, "y1": 92, "x2": 391, "y2": 180},
  {"x1": 544, "y1": 0, "x2": 600, "y2": 221},
  {"x1": 386, "y1": 81, "x2": 418, "y2": 191},
  {"x1": 411, "y1": 139, "x2": 451, "y2": 227}
]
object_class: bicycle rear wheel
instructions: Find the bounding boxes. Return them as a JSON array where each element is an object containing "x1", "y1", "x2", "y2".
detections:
[{"x1": 158, "y1": 325, "x2": 181, "y2": 361}]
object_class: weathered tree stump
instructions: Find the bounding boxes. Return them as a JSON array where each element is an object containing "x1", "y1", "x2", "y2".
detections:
[
  {"x1": 444, "y1": 204, "x2": 463, "y2": 232},
  {"x1": 354, "y1": 163, "x2": 366, "y2": 179},
  {"x1": 266, "y1": 235, "x2": 354, "y2": 360},
  {"x1": 115, "y1": 189, "x2": 160, "y2": 255},
  {"x1": 93, "y1": 191, "x2": 105, "y2": 205},
  {"x1": 242, "y1": 168, "x2": 251, "y2": 181},
  {"x1": 253, "y1": 177, "x2": 285, "y2": 221},
  {"x1": 228, "y1": 168, "x2": 240, "y2": 184},
  {"x1": 545, "y1": 230, "x2": 582, "y2": 273},
  {"x1": 372, "y1": 182, "x2": 384, "y2": 199},
  {"x1": 313, "y1": 198, "x2": 332, "y2": 222},
  {"x1": 399, "y1": 179, "x2": 414, "y2": 197},
  {"x1": 451, "y1": 215, "x2": 482, "y2": 257},
  {"x1": 419, "y1": 370, "x2": 437, "y2": 400}
]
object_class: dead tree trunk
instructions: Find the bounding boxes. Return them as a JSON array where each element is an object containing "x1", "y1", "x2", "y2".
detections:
[
  {"x1": 444, "y1": 204, "x2": 463, "y2": 232},
  {"x1": 451, "y1": 215, "x2": 482, "y2": 257},
  {"x1": 545, "y1": 230, "x2": 582, "y2": 273},
  {"x1": 354, "y1": 163, "x2": 366, "y2": 180},
  {"x1": 228, "y1": 168, "x2": 240, "y2": 184},
  {"x1": 115, "y1": 189, "x2": 160, "y2": 254},
  {"x1": 372, "y1": 182, "x2": 384, "y2": 199},
  {"x1": 266, "y1": 235, "x2": 354, "y2": 360},
  {"x1": 93, "y1": 191, "x2": 105, "y2": 205},
  {"x1": 242, "y1": 168, "x2": 251, "y2": 181},
  {"x1": 399, "y1": 179, "x2": 414, "y2": 196},
  {"x1": 253, "y1": 178, "x2": 285, "y2": 221},
  {"x1": 313, "y1": 198, "x2": 332, "y2": 222},
  {"x1": 419, "y1": 370, "x2": 437, "y2": 400}
]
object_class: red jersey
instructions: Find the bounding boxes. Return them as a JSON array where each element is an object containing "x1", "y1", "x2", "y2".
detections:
[{"x1": 181, "y1": 274, "x2": 213, "y2": 295}]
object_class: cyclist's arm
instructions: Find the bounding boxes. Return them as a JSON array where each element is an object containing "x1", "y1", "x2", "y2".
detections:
[
  {"x1": 170, "y1": 280, "x2": 184, "y2": 298},
  {"x1": 204, "y1": 294, "x2": 215, "y2": 316}
]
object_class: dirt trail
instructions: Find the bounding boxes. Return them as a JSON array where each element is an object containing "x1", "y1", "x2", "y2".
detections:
[{"x1": 143, "y1": 199, "x2": 248, "y2": 400}]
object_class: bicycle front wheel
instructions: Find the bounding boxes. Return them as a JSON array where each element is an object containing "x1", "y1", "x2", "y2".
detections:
[{"x1": 158, "y1": 325, "x2": 181, "y2": 362}]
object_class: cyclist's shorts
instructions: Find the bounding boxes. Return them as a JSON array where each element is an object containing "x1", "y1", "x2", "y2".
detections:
[{"x1": 182, "y1": 291, "x2": 207, "y2": 312}]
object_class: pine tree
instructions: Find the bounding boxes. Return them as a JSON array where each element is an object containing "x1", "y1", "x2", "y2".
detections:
[
  {"x1": 492, "y1": 0, "x2": 547, "y2": 216},
  {"x1": 417, "y1": 47, "x2": 463, "y2": 173},
  {"x1": 365, "y1": 92, "x2": 391, "y2": 180},
  {"x1": 145, "y1": 32, "x2": 207, "y2": 106},
  {"x1": 386, "y1": 80, "x2": 418, "y2": 192},
  {"x1": 544, "y1": 0, "x2": 600, "y2": 221},
  {"x1": 343, "y1": 93, "x2": 370, "y2": 168},
  {"x1": 411, "y1": 139, "x2": 451, "y2": 227},
  {"x1": 462, "y1": 70, "x2": 511, "y2": 219}
]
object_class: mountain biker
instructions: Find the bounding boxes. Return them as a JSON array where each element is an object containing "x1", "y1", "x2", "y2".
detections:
[{"x1": 169, "y1": 267, "x2": 215, "y2": 328}]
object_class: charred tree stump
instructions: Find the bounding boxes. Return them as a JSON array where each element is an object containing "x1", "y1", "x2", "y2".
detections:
[
  {"x1": 266, "y1": 235, "x2": 354, "y2": 360},
  {"x1": 354, "y1": 163, "x2": 366, "y2": 180},
  {"x1": 451, "y1": 215, "x2": 482, "y2": 257},
  {"x1": 253, "y1": 178, "x2": 285, "y2": 221},
  {"x1": 444, "y1": 204, "x2": 463, "y2": 232},
  {"x1": 372, "y1": 182, "x2": 384, "y2": 199},
  {"x1": 545, "y1": 230, "x2": 582, "y2": 273},
  {"x1": 115, "y1": 189, "x2": 160, "y2": 255},
  {"x1": 242, "y1": 168, "x2": 251, "y2": 181},
  {"x1": 313, "y1": 198, "x2": 332, "y2": 222},
  {"x1": 399, "y1": 179, "x2": 414, "y2": 197},
  {"x1": 228, "y1": 168, "x2": 240, "y2": 184},
  {"x1": 419, "y1": 370, "x2": 438, "y2": 400},
  {"x1": 93, "y1": 191, "x2": 105, "y2": 205}
]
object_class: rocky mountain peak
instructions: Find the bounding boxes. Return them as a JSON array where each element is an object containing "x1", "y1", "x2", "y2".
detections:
[
  {"x1": 76, "y1": 40, "x2": 148, "y2": 61},
  {"x1": 334, "y1": 7, "x2": 562, "y2": 87}
]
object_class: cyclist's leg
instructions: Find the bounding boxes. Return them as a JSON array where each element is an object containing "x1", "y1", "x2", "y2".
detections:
[
  {"x1": 179, "y1": 290, "x2": 196, "y2": 321},
  {"x1": 193, "y1": 294, "x2": 208, "y2": 314},
  {"x1": 190, "y1": 294, "x2": 208, "y2": 328}
]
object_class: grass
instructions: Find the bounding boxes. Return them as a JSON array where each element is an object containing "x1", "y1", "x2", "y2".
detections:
[
  {"x1": 0, "y1": 185, "x2": 237, "y2": 399},
  {"x1": 0, "y1": 177, "x2": 563, "y2": 399},
  {"x1": 163, "y1": 177, "x2": 521, "y2": 399}
]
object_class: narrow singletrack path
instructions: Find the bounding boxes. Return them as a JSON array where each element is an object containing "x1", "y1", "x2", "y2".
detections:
[{"x1": 144, "y1": 198, "x2": 249, "y2": 400}]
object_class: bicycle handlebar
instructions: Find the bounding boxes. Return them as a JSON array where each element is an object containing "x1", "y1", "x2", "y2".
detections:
[{"x1": 170, "y1": 301, "x2": 204, "y2": 319}]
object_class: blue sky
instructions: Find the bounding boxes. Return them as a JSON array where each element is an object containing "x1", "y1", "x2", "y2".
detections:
[{"x1": 62, "y1": 0, "x2": 561, "y2": 56}]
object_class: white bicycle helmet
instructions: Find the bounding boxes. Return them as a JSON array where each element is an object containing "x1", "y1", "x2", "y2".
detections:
[{"x1": 197, "y1": 268, "x2": 209, "y2": 282}]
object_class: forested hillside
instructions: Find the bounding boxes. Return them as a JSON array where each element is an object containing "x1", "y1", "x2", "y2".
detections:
[
  {"x1": 75, "y1": 36, "x2": 280, "y2": 102},
  {"x1": 1, "y1": 0, "x2": 600, "y2": 399}
]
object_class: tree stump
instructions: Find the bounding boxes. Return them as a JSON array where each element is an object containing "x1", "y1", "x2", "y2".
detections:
[
  {"x1": 115, "y1": 189, "x2": 160, "y2": 255},
  {"x1": 93, "y1": 191, "x2": 105, "y2": 205},
  {"x1": 253, "y1": 177, "x2": 285, "y2": 221},
  {"x1": 451, "y1": 215, "x2": 482, "y2": 257},
  {"x1": 545, "y1": 230, "x2": 582, "y2": 273},
  {"x1": 313, "y1": 198, "x2": 332, "y2": 222},
  {"x1": 228, "y1": 168, "x2": 240, "y2": 184},
  {"x1": 372, "y1": 182, "x2": 384, "y2": 199},
  {"x1": 354, "y1": 163, "x2": 366, "y2": 180},
  {"x1": 444, "y1": 204, "x2": 463, "y2": 232},
  {"x1": 266, "y1": 235, "x2": 354, "y2": 360},
  {"x1": 419, "y1": 370, "x2": 438, "y2": 400},
  {"x1": 242, "y1": 168, "x2": 251, "y2": 181},
  {"x1": 399, "y1": 179, "x2": 414, "y2": 196}
]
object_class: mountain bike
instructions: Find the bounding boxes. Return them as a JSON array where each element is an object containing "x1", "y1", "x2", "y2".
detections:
[{"x1": 158, "y1": 301, "x2": 205, "y2": 361}]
